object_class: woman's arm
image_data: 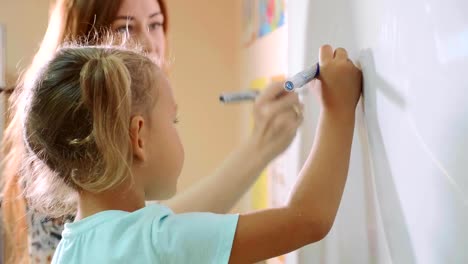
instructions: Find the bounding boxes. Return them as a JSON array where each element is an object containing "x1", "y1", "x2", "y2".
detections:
[
  {"x1": 164, "y1": 139, "x2": 268, "y2": 213},
  {"x1": 165, "y1": 83, "x2": 303, "y2": 214}
]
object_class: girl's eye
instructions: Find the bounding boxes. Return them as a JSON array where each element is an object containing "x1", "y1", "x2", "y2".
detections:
[{"x1": 173, "y1": 116, "x2": 180, "y2": 124}]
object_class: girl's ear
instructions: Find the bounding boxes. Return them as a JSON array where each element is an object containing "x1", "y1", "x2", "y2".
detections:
[{"x1": 129, "y1": 115, "x2": 146, "y2": 162}]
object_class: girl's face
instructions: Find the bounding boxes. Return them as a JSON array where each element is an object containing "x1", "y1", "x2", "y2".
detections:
[
  {"x1": 138, "y1": 70, "x2": 184, "y2": 200},
  {"x1": 112, "y1": 0, "x2": 166, "y2": 60}
]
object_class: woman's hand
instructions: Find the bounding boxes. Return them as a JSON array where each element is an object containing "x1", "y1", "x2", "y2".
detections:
[
  {"x1": 250, "y1": 82, "x2": 304, "y2": 162},
  {"x1": 165, "y1": 82, "x2": 304, "y2": 214}
]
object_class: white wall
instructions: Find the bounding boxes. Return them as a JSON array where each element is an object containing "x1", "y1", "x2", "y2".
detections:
[
  {"x1": 166, "y1": 0, "x2": 244, "y2": 207},
  {"x1": 287, "y1": 0, "x2": 468, "y2": 263}
]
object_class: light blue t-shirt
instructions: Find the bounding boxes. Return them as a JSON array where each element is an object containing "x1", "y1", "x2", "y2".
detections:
[{"x1": 52, "y1": 204, "x2": 239, "y2": 264}]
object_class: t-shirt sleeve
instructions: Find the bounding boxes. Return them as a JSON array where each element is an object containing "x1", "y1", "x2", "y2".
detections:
[{"x1": 152, "y1": 212, "x2": 239, "y2": 264}]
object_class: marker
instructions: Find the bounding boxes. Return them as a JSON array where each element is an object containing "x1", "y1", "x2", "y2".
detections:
[
  {"x1": 219, "y1": 90, "x2": 259, "y2": 103},
  {"x1": 219, "y1": 63, "x2": 320, "y2": 103},
  {"x1": 284, "y1": 63, "x2": 320, "y2": 92}
]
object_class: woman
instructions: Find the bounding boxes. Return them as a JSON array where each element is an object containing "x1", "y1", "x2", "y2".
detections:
[{"x1": 1, "y1": 0, "x2": 302, "y2": 263}]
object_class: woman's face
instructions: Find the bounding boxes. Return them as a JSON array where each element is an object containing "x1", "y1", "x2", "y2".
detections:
[{"x1": 112, "y1": 0, "x2": 166, "y2": 60}]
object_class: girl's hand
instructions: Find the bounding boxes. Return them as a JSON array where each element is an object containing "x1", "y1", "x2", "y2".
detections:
[{"x1": 314, "y1": 45, "x2": 362, "y2": 117}]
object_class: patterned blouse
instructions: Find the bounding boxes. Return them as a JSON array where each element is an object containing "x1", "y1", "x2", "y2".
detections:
[{"x1": 27, "y1": 207, "x2": 74, "y2": 263}]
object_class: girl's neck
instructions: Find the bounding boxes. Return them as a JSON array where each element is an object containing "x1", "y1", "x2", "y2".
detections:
[{"x1": 75, "y1": 183, "x2": 146, "y2": 221}]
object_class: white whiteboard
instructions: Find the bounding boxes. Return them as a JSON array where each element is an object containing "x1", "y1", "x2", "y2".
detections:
[{"x1": 286, "y1": 0, "x2": 468, "y2": 263}]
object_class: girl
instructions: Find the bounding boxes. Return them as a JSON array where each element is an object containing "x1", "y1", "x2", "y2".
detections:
[
  {"x1": 2, "y1": 0, "x2": 304, "y2": 262},
  {"x1": 22, "y1": 43, "x2": 361, "y2": 263}
]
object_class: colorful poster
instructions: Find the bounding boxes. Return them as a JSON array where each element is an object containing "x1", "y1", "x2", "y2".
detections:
[
  {"x1": 243, "y1": 0, "x2": 286, "y2": 45},
  {"x1": 258, "y1": 0, "x2": 286, "y2": 37}
]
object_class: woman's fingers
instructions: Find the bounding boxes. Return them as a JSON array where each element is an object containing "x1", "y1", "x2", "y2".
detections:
[
  {"x1": 256, "y1": 92, "x2": 300, "y2": 123},
  {"x1": 270, "y1": 106, "x2": 303, "y2": 139}
]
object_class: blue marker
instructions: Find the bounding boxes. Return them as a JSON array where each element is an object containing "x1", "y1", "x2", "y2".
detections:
[{"x1": 284, "y1": 63, "x2": 320, "y2": 92}]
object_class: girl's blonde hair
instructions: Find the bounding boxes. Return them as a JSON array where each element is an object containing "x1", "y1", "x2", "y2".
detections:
[
  {"x1": 21, "y1": 45, "x2": 158, "y2": 218},
  {"x1": 1, "y1": 1, "x2": 169, "y2": 262}
]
